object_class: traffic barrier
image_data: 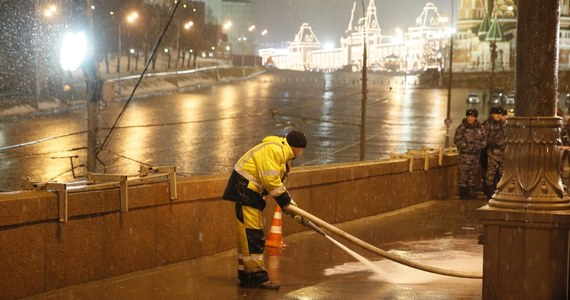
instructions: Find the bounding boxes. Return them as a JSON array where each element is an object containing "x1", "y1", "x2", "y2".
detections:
[{"x1": 265, "y1": 206, "x2": 286, "y2": 248}]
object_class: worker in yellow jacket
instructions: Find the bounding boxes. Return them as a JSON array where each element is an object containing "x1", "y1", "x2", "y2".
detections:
[{"x1": 223, "y1": 130, "x2": 307, "y2": 289}]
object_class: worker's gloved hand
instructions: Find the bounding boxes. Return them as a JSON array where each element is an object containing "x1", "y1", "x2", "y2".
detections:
[
  {"x1": 284, "y1": 199, "x2": 305, "y2": 224},
  {"x1": 292, "y1": 214, "x2": 305, "y2": 224}
]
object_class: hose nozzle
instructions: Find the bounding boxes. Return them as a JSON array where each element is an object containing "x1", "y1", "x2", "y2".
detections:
[{"x1": 301, "y1": 218, "x2": 326, "y2": 236}]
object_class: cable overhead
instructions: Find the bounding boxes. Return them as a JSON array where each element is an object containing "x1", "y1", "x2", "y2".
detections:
[
  {"x1": 98, "y1": 0, "x2": 182, "y2": 155},
  {"x1": 0, "y1": 131, "x2": 86, "y2": 152}
]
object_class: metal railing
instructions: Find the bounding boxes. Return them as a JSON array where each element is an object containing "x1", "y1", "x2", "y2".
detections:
[
  {"x1": 24, "y1": 165, "x2": 177, "y2": 223},
  {"x1": 390, "y1": 147, "x2": 457, "y2": 172}
]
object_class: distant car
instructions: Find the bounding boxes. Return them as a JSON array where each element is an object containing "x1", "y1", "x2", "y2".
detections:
[
  {"x1": 466, "y1": 92, "x2": 480, "y2": 104},
  {"x1": 489, "y1": 93, "x2": 504, "y2": 105},
  {"x1": 502, "y1": 93, "x2": 515, "y2": 105}
]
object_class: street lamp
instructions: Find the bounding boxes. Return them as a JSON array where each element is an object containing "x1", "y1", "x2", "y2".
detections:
[
  {"x1": 223, "y1": 21, "x2": 232, "y2": 31},
  {"x1": 238, "y1": 36, "x2": 247, "y2": 77},
  {"x1": 176, "y1": 20, "x2": 193, "y2": 69},
  {"x1": 43, "y1": 4, "x2": 57, "y2": 18},
  {"x1": 34, "y1": 3, "x2": 60, "y2": 109},
  {"x1": 116, "y1": 11, "x2": 138, "y2": 73},
  {"x1": 164, "y1": 48, "x2": 171, "y2": 69},
  {"x1": 360, "y1": 0, "x2": 367, "y2": 161},
  {"x1": 125, "y1": 12, "x2": 139, "y2": 72},
  {"x1": 444, "y1": 1, "x2": 455, "y2": 148}
]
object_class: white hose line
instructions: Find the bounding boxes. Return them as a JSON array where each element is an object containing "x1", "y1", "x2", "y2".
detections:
[{"x1": 287, "y1": 205, "x2": 483, "y2": 279}]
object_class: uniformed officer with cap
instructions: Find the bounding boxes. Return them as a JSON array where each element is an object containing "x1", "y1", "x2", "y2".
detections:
[
  {"x1": 482, "y1": 107, "x2": 507, "y2": 198},
  {"x1": 454, "y1": 109, "x2": 486, "y2": 199}
]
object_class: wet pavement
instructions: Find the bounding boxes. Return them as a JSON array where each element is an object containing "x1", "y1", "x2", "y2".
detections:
[{"x1": 25, "y1": 199, "x2": 486, "y2": 300}]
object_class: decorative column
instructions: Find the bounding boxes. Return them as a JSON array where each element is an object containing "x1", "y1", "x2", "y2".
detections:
[
  {"x1": 490, "y1": 117, "x2": 570, "y2": 210},
  {"x1": 477, "y1": 0, "x2": 570, "y2": 299},
  {"x1": 488, "y1": 0, "x2": 569, "y2": 210}
]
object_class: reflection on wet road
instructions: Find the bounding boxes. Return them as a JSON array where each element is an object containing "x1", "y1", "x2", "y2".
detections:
[{"x1": 0, "y1": 70, "x2": 489, "y2": 190}]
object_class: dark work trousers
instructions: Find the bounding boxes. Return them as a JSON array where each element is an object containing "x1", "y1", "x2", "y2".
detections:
[{"x1": 223, "y1": 171, "x2": 269, "y2": 285}]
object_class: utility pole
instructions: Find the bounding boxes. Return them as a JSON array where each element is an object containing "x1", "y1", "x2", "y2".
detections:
[
  {"x1": 85, "y1": 0, "x2": 102, "y2": 172},
  {"x1": 360, "y1": 0, "x2": 367, "y2": 161},
  {"x1": 488, "y1": 41, "x2": 497, "y2": 98},
  {"x1": 33, "y1": 3, "x2": 42, "y2": 110},
  {"x1": 444, "y1": 0, "x2": 454, "y2": 148}
]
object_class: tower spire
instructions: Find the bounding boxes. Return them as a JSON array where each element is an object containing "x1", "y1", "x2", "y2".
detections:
[
  {"x1": 346, "y1": 1, "x2": 356, "y2": 33},
  {"x1": 365, "y1": 0, "x2": 380, "y2": 32}
]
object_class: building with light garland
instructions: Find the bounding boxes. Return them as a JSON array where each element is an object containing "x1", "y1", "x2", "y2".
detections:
[
  {"x1": 454, "y1": 0, "x2": 570, "y2": 72},
  {"x1": 258, "y1": 2, "x2": 452, "y2": 72},
  {"x1": 258, "y1": 0, "x2": 570, "y2": 74}
]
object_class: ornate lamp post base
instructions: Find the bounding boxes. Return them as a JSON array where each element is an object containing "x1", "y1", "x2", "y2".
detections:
[{"x1": 489, "y1": 116, "x2": 570, "y2": 210}]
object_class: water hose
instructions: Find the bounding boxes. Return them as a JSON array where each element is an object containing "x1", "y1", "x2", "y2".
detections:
[{"x1": 287, "y1": 205, "x2": 483, "y2": 279}]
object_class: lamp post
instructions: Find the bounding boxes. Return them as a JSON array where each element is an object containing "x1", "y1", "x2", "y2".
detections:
[
  {"x1": 488, "y1": 41, "x2": 497, "y2": 101},
  {"x1": 34, "y1": 3, "x2": 59, "y2": 109},
  {"x1": 444, "y1": 0, "x2": 454, "y2": 148},
  {"x1": 259, "y1": 29, "x2": 268, "y2": 66},
  {"x1": 238, "y1": 36, "x2": 246, "y2": 77},
  {"x1": 176, "y1": 20, "x2": 193, "y2": 70},
  {"x1": 117, "y1": 11, "x2": 138, "y2": 74},
  {"x1": 84, "y1": 0, "x2": 102, "y2": 172},
  {"x1": 360, "y1": 0, "x2": 367, "y2": 161}
]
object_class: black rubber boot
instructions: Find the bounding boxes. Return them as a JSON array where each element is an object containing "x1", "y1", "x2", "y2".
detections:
[{"x1": 239, "y1": 280, "x2": 280, "y2": 290}]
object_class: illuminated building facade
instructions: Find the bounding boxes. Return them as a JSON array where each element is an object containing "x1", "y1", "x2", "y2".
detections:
[
  {"x1": 259, "y1": 0, "x2": 570, "y2": 73},
  {"x1": 258, "y1": 2, "x2": 450, "y2": 72},
  {"x1": 454, "y1": 0, "x2": 570, "y2": 72}
]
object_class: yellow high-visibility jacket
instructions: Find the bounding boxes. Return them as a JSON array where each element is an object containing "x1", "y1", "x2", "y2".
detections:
[{"x1": 234, "y1": 135, "x2": 295, "y2": 207}]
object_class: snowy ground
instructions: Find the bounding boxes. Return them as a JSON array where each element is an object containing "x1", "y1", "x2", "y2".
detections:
[{"x1": 0, "y1": 65, "x2": 264, "y2": 120}]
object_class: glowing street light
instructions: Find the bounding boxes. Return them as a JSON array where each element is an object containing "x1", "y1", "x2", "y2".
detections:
[
  {"x1": 127, "y1": 12, "x2": 139, "y2": 23},
  {"x1": 60, "y1": 32, "x2": 87, "y2": 72},
  {"x1": 43, "y1": 4, "x2": 57, "y2": 18},
  {"x1": 223, "y1": 21, "x2": 232, "y2": 31}
]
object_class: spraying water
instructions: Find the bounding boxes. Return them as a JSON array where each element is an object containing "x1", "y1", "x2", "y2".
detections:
[
  {"x1": 288, "y1": 205, "x2": 482, "y2": 281},
  {"x1": 324, "y1": 237, "x2": 482, "y2": 284},
  {"x1": 324, "y1": 235, "x2": 390, "y2": 278}
]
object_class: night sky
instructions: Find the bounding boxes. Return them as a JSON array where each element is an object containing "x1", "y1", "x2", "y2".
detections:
[{"x1": 250, "y1": 0, "x2": 454, "y2": 47}]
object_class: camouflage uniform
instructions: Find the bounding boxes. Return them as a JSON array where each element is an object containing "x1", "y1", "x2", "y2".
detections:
[
  {"x1": 454, "y1": 118, "x2": 486, "y2": 198},
  {"x1": 483, "y1": 116, "x2": 506, "y2": 197}
]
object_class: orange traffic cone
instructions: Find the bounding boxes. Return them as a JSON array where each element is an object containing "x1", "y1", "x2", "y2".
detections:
[
  {"x1": 266, "y1": 246, "x2": 282, "y2": 282},
  {"x1": 265, "y1": 205, "x2": 286, "y2": 248}
]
